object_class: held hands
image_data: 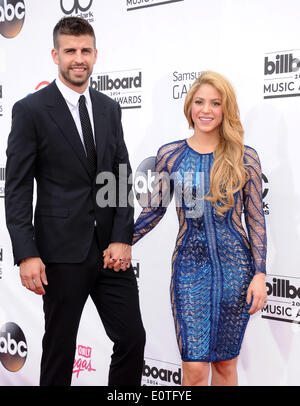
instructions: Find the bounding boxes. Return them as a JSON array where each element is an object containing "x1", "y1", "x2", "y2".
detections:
[
  {"x1": 103, "y1": 242, "x2": 132, "y2": 272},
  {"x1": 19, "y1": 257, "x2": 48, "y2": 295},
  {"x1": 247, "y1": 272, "x2": 267, "y2": 315}
]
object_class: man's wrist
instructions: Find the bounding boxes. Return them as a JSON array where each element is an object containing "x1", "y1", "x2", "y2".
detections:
[{"x1": 20, "y1": 257, "x2": 38, "y2": 264}]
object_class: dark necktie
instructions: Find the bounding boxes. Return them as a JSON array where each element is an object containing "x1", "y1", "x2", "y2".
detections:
[{"x1": 78, "y1": 95, "x2": 97, "y2": 178}]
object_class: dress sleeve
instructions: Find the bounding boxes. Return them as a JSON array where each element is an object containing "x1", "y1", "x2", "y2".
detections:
[
  {"x1": 132, "y1": 145, "x2": 173, "y2": 245},
  {"x1": 243, "y1": 147, "x2": 267, "y2": 274}
]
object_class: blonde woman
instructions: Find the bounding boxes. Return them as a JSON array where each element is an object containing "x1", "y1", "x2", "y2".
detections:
[{"x1": 106, "y1": 71, "x2": 267, "y2": 385}]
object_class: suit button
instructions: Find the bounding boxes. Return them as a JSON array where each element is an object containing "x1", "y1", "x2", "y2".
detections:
[{"x1": 89, "y1": 209, "x2": 95, "y2": 215}]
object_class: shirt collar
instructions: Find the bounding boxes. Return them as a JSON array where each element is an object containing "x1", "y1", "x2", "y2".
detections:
[{"x1": 55, "y1": 76, "x2": 91, "y2": 108}]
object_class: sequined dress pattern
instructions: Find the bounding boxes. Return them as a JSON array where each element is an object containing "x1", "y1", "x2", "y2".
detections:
[{"x1": 133, "y1": 140, "x2": 267, "y2": 362}]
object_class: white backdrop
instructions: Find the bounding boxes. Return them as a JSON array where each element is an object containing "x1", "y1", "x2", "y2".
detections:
[{"x1": 0, "y1": 0, "x2": 300, "y2": 386}]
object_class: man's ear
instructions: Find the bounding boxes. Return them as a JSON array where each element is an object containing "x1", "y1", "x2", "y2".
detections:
[
  {"x1": 51, "y1": 48, "x2": 59, "y2": 65},
  {"x1": 94, "y1": 48, "x2": 98, "y2": 65}
]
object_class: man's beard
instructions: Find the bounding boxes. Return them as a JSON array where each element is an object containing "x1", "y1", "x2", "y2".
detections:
[{"x1": 60, "y1": 65, "x2": 92, "y2": 88}]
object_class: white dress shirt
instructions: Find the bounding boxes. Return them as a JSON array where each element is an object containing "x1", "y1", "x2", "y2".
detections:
[{"x1": 55, "y1": 76, "x2": 96, "y2": 153}]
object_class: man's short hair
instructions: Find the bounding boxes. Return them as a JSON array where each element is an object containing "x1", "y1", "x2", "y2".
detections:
[{"x1": 53, "y1": 17, "x2": 96, "y2": 49}]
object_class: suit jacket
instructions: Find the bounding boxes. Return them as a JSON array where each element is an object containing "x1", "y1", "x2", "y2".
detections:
[{"x1": 5, "y1": 81, "x2": 134, "y2": 265}]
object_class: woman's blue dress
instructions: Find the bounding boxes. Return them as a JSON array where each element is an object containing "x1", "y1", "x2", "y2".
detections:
[{"x1": 133, "y1": 139, "x2": 267, "y2": 362}]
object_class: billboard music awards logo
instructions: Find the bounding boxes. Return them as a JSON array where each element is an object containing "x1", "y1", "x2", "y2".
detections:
[
  {"x1": 0, "y1": 322, "x2": 28, "y2": 372},
  {"x1": 73, "y1": 344, "x2": 96, "y2": 378},
  {"x1": 172, "y1": 70, "x2": 201, "y2": 100},
  {"x1": 261, "y1": 274, "x2": 300, "y2": 325},
  {"x1": 142, "y1": 358, "x2": 182, "y2": 386},
  {"x1": 127, "y1": 0, "x2": 184, "y2": 11},
  {"x1": 0, "y1": 0, "x2": 25, "y2": 38},
  {"x1": 90, "y1": 69, "x2": 142, "y2": 109},
  {"x1": 264, "y1": 49, "x2": 300, "y2": 99},
  {"x1": 60, "y1": 0, "x2": 94, "y2": 23}
]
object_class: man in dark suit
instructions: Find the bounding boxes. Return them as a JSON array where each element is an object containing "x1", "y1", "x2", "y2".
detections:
[{"x1": 5, "y1": 17, "x2": 145, "y2": 386}]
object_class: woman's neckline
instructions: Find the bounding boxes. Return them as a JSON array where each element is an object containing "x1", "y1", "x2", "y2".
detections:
[{"x1": 185, "y1": 139, "x2": 215, "y2": 156}]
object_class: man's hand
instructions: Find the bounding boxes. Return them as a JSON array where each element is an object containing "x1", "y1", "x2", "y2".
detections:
[
  {"x1": 103, "y1": 243, "x2": 132, "y2": 272},
  {"x1": 20, "y1": 257, "x2": 48, "y2": 295}
]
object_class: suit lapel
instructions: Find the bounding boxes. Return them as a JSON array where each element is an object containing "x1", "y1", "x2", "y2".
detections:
[
  {"x1": 45, "y1": 81, "x2": 91, "y2": 178},
  {"x1": 44, "y1": 82, "x2": 108, "y2": 177},
  {"x1": 89, "y1": 87, "x2": 108, "y2": 171}
]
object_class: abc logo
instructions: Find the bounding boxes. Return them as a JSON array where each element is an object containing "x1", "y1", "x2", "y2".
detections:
[
  {"x1": 0, "y1": 322, "x2": 27, "y2": 372},
  {"x1": 134, "y1": 157, "x2": 156, "y2": 208},
  {"x1": 0, "y1": 0, "x2": 25, "y2": 39},
  {"x1": 134, "y1": 156, "x2": 174, "y2": 208}
]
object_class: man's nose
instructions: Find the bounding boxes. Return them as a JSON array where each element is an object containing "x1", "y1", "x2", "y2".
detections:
[{"x1": 74, "y1": 51, "x2": 84, "y2": 63}]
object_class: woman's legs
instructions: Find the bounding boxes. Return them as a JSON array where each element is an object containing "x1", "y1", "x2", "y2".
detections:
[
  {"x1": 182, "y1": 357, "x2": 238, "y2": 386},
  {"x1": 211, "y1": 357, "x2": 238, "y2": 386},
  {"x1": 182, "y1": 361, "x2": 210, "y2": 386}
]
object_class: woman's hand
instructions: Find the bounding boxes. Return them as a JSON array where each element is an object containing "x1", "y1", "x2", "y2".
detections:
[
  {"x1": 103, "y1": 243, "x2": 132, "y2": 272},
  {"x1": 247, "y1": 273, "x2": 267, "y2": 315}
]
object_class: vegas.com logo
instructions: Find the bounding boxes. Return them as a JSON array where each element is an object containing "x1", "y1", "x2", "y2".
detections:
[
  {"x1": 0, "y1": 0, "x2": 25, "y2": 39},
  {"x1": 0, "y1": 322, "x2": 28, "y2": 372}
]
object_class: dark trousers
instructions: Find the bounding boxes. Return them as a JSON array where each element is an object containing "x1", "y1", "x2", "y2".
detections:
[{"x1": 39, "y1": 234, "x2": 145, "y2": 386}]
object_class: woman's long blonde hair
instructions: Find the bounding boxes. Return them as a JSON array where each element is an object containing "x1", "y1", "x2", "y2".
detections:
[{"x1": 184, "y1": 71, "x2": 248, "y2": 215}]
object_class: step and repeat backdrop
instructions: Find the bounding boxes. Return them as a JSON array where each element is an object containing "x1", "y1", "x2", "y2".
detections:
[{"x1": 0, "y1": 0, "x2": 300, "y2": 386}]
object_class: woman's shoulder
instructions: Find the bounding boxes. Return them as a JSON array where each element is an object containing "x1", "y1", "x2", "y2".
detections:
[
  {"x1": 156, "y1": 139, "x2": 186, "y2": 157},
  {"x1": 243, "y1": 144, "x2": 261, "y2": 165}
]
